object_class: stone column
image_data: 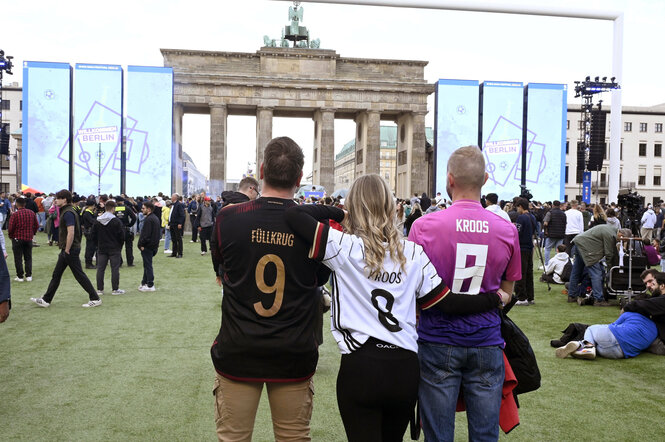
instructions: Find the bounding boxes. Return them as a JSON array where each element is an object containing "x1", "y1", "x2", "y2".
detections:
[
  {"x1": 209, "y1": 103, "x2": 227, "y2": 196},
  {"x1": 173, "y1": 103, "x2": 184, "y2": 194},
  {"x1": 396, "y1": 113, "x2": 413, "y2": 198},
  {"x1": 366, "y1": 110, "x2": 381, "y2": 176},
  {"x1": 411, "y1": 112, "x2": 428, "y2": 197},
  {"x1": 354, "y1": 112, "x2": 368, "y2": 178},
  {"x1": 313, "y1": 109, "x2": 335, "y2": 193},
  {"x1": 256, "y1": 107, "x2": 273, "y2": 173}
]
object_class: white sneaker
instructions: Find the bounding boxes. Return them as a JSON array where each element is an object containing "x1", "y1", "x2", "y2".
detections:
[
  {"x1": 138, "y1": 284, "x2": 147, "y2": 291},
  {"x1": 201, "y1": 251, "x2": 206, "y2": 255},
  {"x1": 556, "y1": 341, "x2": 580, "y2": 358},
  {"x1": 112, "y1": 289, "x2": 126, "y2": 295},
  {"x1": 96, "y1": 290, "x2": 104, "y2": 296},
  {"x1": 515, "y1": 300, "x2": 530, "y2": 306},
  {"x1": 139, "y1": 285, "x2": 155, "y2": 292},
  {"x1": 26, "y1": 276, "x2": 32, "y2": 282},
  {"x1": 14, "y1": 277, "x2": 24, "y2": 282},
  {"x1": 164, "y1": 249, "x2": 172, "y2": 254},
  {"x1": 30, "y1": 297, "x2": 50, "y2": 308},
  {"x1": 82, "y1": 300, "x2": 102, "y2": 308}
]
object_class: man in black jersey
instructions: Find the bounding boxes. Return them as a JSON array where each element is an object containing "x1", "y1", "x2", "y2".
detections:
[{"x1": 210, "y1": 136, "x2": 328, "y2": 441}]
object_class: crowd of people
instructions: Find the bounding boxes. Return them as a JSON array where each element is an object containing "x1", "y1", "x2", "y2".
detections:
[{"x1": 1, "y1": 140, "x2": 665, "y2": 441}]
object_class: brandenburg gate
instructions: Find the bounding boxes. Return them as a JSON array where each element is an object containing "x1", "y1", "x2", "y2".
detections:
[{"x1": 161, "y1": 7, "x2": 433, "y2": 197}]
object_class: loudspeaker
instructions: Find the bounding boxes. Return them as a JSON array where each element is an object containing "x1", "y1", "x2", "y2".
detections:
[
  {"x1": 576, "y1": 141, "x2": 585, "y2": 172},
  {"x1": 588, "y1": 110, "x2": 606, "y2": 171}
]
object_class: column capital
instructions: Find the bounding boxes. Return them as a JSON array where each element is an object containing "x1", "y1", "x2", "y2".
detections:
[
  {"x1": 257, "y1": 106, "x2": 274, "y2": 112},
  {"x1": 319, "y1": 108, "x2": 336, "y2": 114},
  {"x1": 209, "y1": 103, "x2": 227, "y2": 109}
]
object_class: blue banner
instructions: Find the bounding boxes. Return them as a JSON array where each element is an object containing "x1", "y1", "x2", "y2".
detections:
[
  {"x1": 583, "y1": 171, "x2": 591, "y2": 204},
  {"x1": 22, "y1": 61, "x2": 72, "y2": 192},
  {"x1": 480, "y1": 81, "x2": 525, "y2": 201},
  {"x1": 125, "y1": 66, "x2": 174, "y2": 195},
  {"x1": 524, "y1": 83, "x2": 567, "y2": 202},
  {"x1": 434, "y1": 79, "x2": 480, "y2": 195},
  {"x1": 73, "y1": 64, "x2": 123, "y2": 195}
]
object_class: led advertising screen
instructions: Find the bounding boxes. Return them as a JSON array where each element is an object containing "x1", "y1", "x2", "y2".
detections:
[
  {"x1": 125, "y1": 66, "x2": 173, "y2": 195},
  {"x1": 72, "y1": 63, "x2": 123, "y2": 195},
  {"x1": 434, "y1": 79, "x2": 480, "y2": 195},
  {"x1": 480, "y1": 81, "x2": 526, "y2": 201},
  {"x1": 22, "y1": 61, "x2": 72, "y2": 192},
  {"x1": 524, "y1": 83, "x2": 567, "y2": 201}
]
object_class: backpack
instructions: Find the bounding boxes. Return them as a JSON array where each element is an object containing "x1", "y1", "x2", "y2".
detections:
[
  {"x1": 501, "y1": 311, "x2": 541, "y2": 396},
  {"x1": 558, "y1": 258, "x2": 573, "y2": 283}
]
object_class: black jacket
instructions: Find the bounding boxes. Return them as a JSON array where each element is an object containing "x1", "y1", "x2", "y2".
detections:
[
  {"x1": 545, "y1": 208, "x2": 567, "y2": 239},
  {"x1": 169, "y1": 201, "x2": 186, "y2": 225},
  {"x1": 91, "y1": 215, "x2": 125, "y2": 254},
  {"x1": 138, "y1": 213, "x2": 161, "y2": 250}
]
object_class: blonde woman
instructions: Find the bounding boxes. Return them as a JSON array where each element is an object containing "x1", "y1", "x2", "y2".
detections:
[{"x1": 285, "y1": 174, "x2": 509, "y2": 442}]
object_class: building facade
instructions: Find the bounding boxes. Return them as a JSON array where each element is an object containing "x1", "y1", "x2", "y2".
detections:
[
  {"x1": 1, "y1": 82, "x2": 21, "y2": 194},
  {"x1": 565, "y1": 103, "x2": 665, "y2": 205},
  {"x1": 334, "y1": 125, "x2": 432, "y2": 197}
]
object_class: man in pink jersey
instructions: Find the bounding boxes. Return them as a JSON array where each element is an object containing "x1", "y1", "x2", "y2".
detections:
[{"x1": 409, "y1": 145, "x2": 521, "y2": 441}]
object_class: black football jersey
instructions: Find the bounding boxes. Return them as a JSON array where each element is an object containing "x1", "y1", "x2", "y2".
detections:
[{"x1": 211, "y1": 197, "x2": 324, "y2": 381}]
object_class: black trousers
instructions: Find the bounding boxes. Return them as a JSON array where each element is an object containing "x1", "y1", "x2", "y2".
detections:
[
  {"x1": 169, "y1": 222, "x2": 183, "y2": 256},
  {"x1": 43, "y1": 248, "x2": 99, "y2": 303},
  {"x1": 12, "y1": 238, "x2": 33, "y2": 278},
  {"x1": 336, "y1": 338, "x2": 419, "y2": 442},
  {"x1": 141, "y1": 248, "x2": 157, "y2": 287},
  {"x1": 199, "y1": 226, "x2": 212, "y2": 252},
  {"x1": 515, "y1": 248, "x2": 534, "y2": 302},
  {"x1": 124, "y1": 230, "x2": 134, "y2": 265},
  {"x1": 96, "y1": 251, "x2": 121, "y2": 291},
  {"x1": 190, "y1": 216, "x2": 198, "y2": 242},
  {"x1": 84, "y1": 232, "x2": 97, "y2": 265}
]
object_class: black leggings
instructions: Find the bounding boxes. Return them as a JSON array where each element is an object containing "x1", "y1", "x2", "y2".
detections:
[{"x1": 336, "y1": 338, "x2": 419, "y2": 442}]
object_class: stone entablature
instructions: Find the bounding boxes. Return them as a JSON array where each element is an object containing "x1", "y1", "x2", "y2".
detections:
[{"x1": 163, "y1": 47, "x2": 434, "y2": 197}]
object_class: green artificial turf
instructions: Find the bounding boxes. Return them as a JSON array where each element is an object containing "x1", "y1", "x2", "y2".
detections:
[{"x1": 2, "y1": 232, "x2": 665, "y2": 441}]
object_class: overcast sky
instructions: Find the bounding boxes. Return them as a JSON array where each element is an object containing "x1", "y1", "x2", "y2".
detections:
[{"x1": 4, "y1": 0, "x2": 664, "y2": 181}]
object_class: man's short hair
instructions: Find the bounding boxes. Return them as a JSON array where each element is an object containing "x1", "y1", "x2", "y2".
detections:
[
  {"x1": 142, "y1": 201, "x2": 154, "y2": 212},
  {"x1": 570, "y1": 200, "x2": 578, "y2": 207},
  {"x1": 485, "y1": 193, "x2": 498, "y2": 205},
  {"x1": 515, "y1": 197, "x2": 529, "y2": 211},
  {"x1": 553, "y1": 200, "x2": 561, "y2": 207},
  {"x1": 238, "y1": 176, "x2": 259, "y2": 192},
  {"x1": 105, "y1": 200, "x2": 117, "y2": 210},
  {"x1": 557, "y1": 244, "x2": 567, "y2": 253},
  {"x1": 262, "y1": 136, "x2": 304, "y2": 190},
  {"x1": 641, "y1": 268, "x2": 658, "y2": 280},
  {"x1": 55, "y1": 189, "x2": 73, "y2": 203},
  {"x1": 447, "y1": 146, "x2": 485, "y2": 190},
  {"x1": 655, "y1": 272, "x2": 665, "y2": 287},
  {"x1": 15, "y1": 197, "x2": 26, "y2": 207}
]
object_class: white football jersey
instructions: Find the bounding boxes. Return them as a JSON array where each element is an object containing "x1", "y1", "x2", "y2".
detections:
[{"x1": 318, "y1": 228, "x2": 448, "y2": 354}]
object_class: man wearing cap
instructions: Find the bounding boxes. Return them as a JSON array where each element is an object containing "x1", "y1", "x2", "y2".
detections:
[
  {"x1": 114, "y1": 196, "x2": 137, "y2": 266},
  {"x1": 641, "y1": 204, "x2": 657, "y2": 241},
  {"x1": 30, "y1": 189, "x2": 102, "y2": 308},
  {"x1": 197, "y1": 197, "x2": 217, "y2": 255},
  {"x1": 8, "y1": 197, "x2": 39, "y2": 282},
  {"x1": 82, "y1": 198, "x2": 98, "y2": 269}
]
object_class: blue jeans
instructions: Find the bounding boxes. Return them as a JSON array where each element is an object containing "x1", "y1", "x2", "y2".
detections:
[
  {"x1": 37, "y1": 212, "x2": 47, "y2": 231},
  {"x1": 584, "y1": 325, "x2": 624, "y2": 359},
  {"x1": 418, "y1": 342, "x2": 504, "y2": 442},
  {"x1": 568, "y1": 249, "x2": 605, "y2": 301},
  {"x1": 544, "y1": 237, "x2": 563, "y2": 265},
  {"x1": 164, "y1": 228, "x2": 171, "y2": 251}
]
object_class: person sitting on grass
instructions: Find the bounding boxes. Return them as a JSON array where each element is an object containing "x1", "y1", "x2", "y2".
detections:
[
  {"x1": 643, "y1": 238, "x2": 661, "y2": 267},
  {"x1": 541, "y1": 244, "x2": 569, "y2": 285},
  {"x1": 620, "y1": 270, "x2": 665, "y2": 355},
  {"x1": 555, "y1": 271, "x2": 665, "y2": 360}
]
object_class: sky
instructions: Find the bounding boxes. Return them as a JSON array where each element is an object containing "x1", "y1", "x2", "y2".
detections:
[{"x1": 4, "y1": 0, "x2": 665, "y2": 182}]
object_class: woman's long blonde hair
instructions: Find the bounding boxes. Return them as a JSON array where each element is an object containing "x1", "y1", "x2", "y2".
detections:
[{"x1": 343, "y1": 174, "x2": 406, "y2": 277}]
